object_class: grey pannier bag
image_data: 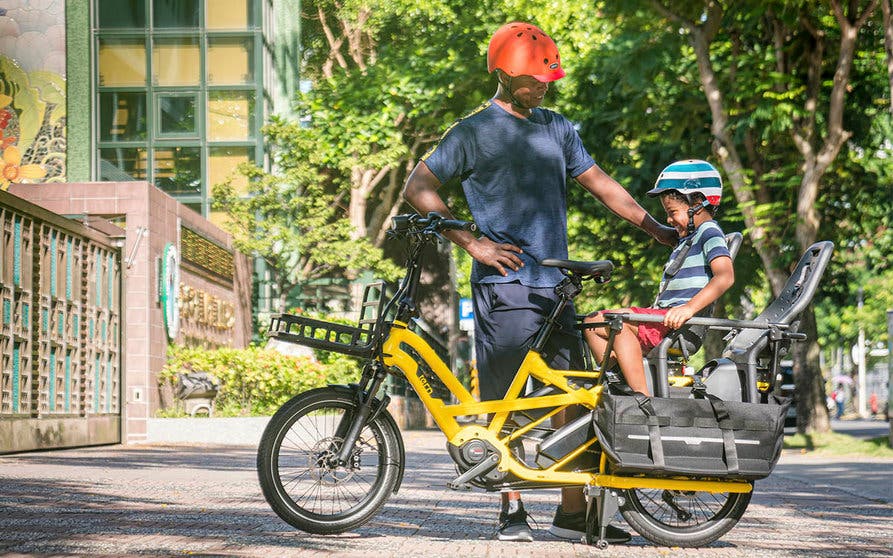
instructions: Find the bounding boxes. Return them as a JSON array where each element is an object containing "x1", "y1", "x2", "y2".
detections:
[{"x1": 593, "y1": 389, "x2": 789, "y2": 480}]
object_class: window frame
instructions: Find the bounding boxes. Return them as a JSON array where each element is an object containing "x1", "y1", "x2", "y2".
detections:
[{"x1": 92, "y1": 0, "x2": 264, "y2": 217}]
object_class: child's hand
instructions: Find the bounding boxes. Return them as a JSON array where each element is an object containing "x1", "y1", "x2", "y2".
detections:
[{"x1": 664, "y1": 305, "x2": 695, "y2": 329}]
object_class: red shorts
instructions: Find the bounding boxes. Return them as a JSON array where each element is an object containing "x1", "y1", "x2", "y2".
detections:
[{"x1": 604, "y1": 307, "x2": 670, "y2": 351}]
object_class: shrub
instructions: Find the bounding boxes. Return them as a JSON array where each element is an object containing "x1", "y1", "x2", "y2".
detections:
[{"x1": 160, "y1": 345, "x2": 361, "y2": 416}]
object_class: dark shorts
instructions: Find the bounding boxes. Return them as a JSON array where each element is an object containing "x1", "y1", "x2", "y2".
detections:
[{"x1": 472, "y1": 281, "x2": 584, "y2": 401}]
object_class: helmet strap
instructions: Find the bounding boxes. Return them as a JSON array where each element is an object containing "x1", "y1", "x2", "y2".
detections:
[
  {"x1": 686, "y1": 200, "x2": 711, "y2": 235},
  {"x1": 496, "y1": 72, "x2": 531, "y2": 111}
]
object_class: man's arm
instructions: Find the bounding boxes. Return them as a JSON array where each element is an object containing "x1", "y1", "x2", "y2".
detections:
[
  {"x1": 574, "y1": 165, "x2": 677, "y2": 246},
  {"x1": 663, "y1": 255, "x2": 735, "y2": 329},
  {"x1": 401, "y1": 161, "x2": 524, "y2": 276}
]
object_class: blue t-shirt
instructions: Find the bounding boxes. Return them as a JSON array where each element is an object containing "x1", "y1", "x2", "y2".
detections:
[
  {"x1": 655, "y1": 220, "x2": 730, "y2": 308},
  {"x1": 422, "y1": 101, "x2": 595, "y2": 287}
]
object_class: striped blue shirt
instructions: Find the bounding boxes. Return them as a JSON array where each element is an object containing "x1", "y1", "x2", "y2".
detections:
[{"x1": 655, "y1": 221, "x2": 730, "y2": 308}]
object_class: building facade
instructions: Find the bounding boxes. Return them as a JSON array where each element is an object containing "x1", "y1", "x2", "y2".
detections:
[
  {"x1": 1, "y1": 0, "x2": 299, "y2": 210},
  {"x1": 0, "y1": 1, "x2": 300, "y2": 451}
]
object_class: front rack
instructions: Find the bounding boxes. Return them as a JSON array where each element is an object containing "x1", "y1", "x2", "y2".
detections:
[{"x1": 268, "y1": 281, "x2": 390, "y2": 359}]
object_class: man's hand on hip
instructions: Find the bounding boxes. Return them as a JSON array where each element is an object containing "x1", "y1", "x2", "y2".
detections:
[{"x1": 466, "y1": 237, "x2": 524, "y2": 277}]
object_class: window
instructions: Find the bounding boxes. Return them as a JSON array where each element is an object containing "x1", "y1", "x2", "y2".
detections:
[
  {"x1": 207, "y1": 91, "x2": 254, "y2": 141},
  {"x1": 209, "y1": 146, "x2": 251, "y2": 195},
  {"x1": 100, "y1": 147, "x2": 148, "y2": 181},
  {"x1": 154, "y1": 146, "x2": 202, "y2": 195},
  {"x1": 98, "y1": 38, "x2": 147, "y2": 87},
  {"x1": 153, "y1": 36, "x2": 200, "y2": 86},
  {"x1": 153, "y1": 0, "x2": 200, "y2": 28},
  {"x1": 99, "y1": 92, "x2": 148, "y2": 141},
  {"x1": 157, "y1": 94, "x2": 199, "y2": 136},
  {"x1": 207, "y1": 37, "x2": 254, "y2": 85},
  {"x1": 94, "y1": 0, "x2": 262, "y2": 208},
  {"x1": 98, "y1": 0, "x2": 146, "y2": 28},
  {"x1": 206, "y1": 0, "x2": 253, "y2": 29}
]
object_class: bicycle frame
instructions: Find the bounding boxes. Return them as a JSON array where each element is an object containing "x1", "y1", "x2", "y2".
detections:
[{"x1": 380, "y1": 321, "x2": 752, "y2": 495}]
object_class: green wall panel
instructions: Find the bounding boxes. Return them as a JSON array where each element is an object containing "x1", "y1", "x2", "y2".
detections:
[{"x1": 66, "y1": 0, "x2": 91, "y2": 181}]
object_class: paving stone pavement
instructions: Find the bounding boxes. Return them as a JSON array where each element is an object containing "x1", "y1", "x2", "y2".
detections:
[{"x1": 1, "y1": 429, "x2": 891, "y2": 557}]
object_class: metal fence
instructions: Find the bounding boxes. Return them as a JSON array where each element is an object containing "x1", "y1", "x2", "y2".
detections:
[{"x1": 1, "y1": 190, "x2": 122, "y2": 452}]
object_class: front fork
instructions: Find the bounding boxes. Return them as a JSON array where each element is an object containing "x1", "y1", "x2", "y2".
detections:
[{"x1": 333, "y1": 360, "x2": 391, "y2": 465}]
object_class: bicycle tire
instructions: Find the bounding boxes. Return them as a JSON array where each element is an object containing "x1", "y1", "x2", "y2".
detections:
[
  {"x1": 620, "y1": 486, "x2": 752, "y2": 547},
  {"x1": 257, "y1": 387, "x2": 403, "y2": 534}
]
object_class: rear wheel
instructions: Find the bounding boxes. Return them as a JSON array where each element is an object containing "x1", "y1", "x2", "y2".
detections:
[
  {"x1": 620, "y1": 487, "x2": 752, "y2": 547},
  {"x1": 257, "y1": 387, "x2": 403, "y2": 534}
]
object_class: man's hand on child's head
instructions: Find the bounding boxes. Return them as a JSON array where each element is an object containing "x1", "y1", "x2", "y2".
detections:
[{"x1": 664, "y1": 305, "x2": 695, "y2": 329}]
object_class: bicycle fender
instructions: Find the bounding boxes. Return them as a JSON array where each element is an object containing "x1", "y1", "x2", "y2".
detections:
[{"x1": 328, "y1": 384, "x2": 406, "y2": 494}]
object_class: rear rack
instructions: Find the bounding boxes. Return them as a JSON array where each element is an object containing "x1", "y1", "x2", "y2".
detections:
[{"x1": 268, "y1": 281, "x2": 390, "y2": 358}]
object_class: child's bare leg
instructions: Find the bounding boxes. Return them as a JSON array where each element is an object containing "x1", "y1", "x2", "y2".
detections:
[
  {"x1": 582, "y1": 312, "x2": 609, "y2": 365},
  {"x1": 612, "y1": 324, "x2": 650, "y2": 395}
]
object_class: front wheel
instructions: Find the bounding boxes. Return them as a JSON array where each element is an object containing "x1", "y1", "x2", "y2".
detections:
[
  {"x1": 257, "y1": 387, "x2": 404, "y2": 534},
  {"x1": 620, "y1": 486, "x2": 752, "y2": 547}
]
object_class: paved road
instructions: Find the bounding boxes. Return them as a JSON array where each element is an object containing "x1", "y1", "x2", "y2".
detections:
[
  {"x1": 831, "y1": 418, "x2": 890, "y2": 440},
  {"x1": 1, "y1": 430, "x2": 891, "y2": 557}
]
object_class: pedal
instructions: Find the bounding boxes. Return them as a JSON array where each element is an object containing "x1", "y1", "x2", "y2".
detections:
[
  {"x1": 447, "y1": 482, "x2": 473, "y2": 491},
  {"x1": 446, "y1": 453, "x2": 499, "y2": 490}
]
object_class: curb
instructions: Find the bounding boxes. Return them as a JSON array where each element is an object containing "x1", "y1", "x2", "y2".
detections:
[{"x1": 146, "y1": 416, "x2": 271, "y2": 445}]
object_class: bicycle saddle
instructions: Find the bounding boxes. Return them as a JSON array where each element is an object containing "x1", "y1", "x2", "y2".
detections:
[{"x1": 542, "y1": 258, "x2": 614, "y2": 279}]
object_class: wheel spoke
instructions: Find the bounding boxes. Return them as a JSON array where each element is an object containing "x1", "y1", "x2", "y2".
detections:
[
  {"x1": 622, "y1": 486, "x2": 751, "y2": 548},
  {"x1": 262, "y1": 394, "x2": 395, "y2": 524}
]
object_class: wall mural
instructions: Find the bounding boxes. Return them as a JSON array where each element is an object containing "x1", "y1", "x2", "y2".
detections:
[{"x1": 0, "y1": 1, "x2": 67, "y2": 190}]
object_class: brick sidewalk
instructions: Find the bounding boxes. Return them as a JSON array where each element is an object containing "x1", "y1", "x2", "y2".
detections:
[{"x1": 1, "y1": 429, "x2": 891, "y2": 557}]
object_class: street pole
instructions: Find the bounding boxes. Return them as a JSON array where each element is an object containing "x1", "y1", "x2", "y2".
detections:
[
  {"x1": 887, "y1": 309, "x2": 892, "y2": 447},
  {"x1": 857, "y1": 289, "x2": 868, "y2": 418}
]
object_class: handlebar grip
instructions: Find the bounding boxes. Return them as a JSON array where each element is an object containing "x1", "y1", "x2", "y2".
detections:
[{"x1": 438, "y1": 219, "x2": 477, "y2": 233}]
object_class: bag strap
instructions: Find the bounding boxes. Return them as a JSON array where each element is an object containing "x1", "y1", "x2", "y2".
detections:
[
  {"x1": 702, "y1": 393, "x2": 740, "y2": 475},
  {"x1": 633, "y1": 394, "x2": 666, "y2": 469}
]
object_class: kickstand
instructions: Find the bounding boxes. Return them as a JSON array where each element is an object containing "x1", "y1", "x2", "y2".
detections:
[{"x1": 584, "y1": 486, "x2": 621, "y2": 549}]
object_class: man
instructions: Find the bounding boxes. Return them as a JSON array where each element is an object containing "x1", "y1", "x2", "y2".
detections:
[{"x1": 402, "y1": 21, "x2": 675, "y2": 543}]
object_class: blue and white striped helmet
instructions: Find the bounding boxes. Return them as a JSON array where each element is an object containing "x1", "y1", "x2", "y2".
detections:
[{"x1": 646, "y1": 159, "x2": 723, "y2": 207}]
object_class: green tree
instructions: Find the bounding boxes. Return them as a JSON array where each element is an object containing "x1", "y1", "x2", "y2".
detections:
[
  {"x1": 211, "y1": 118, "x2": 400, "y2": 312},
  {"x1": 564, "y1": 1, "x2": 891, "y2": 433}
]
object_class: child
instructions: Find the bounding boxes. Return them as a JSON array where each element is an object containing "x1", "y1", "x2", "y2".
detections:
[{"x1": 583, "y1": 160, "x2": 735, "y2": 395}]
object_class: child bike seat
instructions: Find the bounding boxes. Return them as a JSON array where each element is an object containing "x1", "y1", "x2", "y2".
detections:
[{"x1": 645, "y1": 232, "x2": 743, "y2": 397}]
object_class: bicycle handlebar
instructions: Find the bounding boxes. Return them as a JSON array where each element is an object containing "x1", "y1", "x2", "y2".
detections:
[{"x1": 390, "y1": 212, "x2": 477, "y2": 238}]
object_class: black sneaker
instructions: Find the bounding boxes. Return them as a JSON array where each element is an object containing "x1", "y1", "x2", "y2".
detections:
[
  {"x1": 497, "y1": 504, "x2": 534, "y2": 542},
  {"x1": 548, "y1": 505, "x2": 631, "y2": 543}
]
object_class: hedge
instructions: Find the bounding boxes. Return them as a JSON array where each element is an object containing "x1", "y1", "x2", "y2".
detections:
[{"x1": 159, "y1": 345, "x2": 361, "y2": 416}]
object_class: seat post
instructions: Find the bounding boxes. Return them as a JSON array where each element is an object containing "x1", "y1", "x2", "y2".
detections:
[{"x1": 530, "y1": 275, "x2": 581, "y2": 353}]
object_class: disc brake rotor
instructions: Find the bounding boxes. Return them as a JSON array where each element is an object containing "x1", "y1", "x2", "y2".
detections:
[{"x1": 308, "y1": 437, "x2": 361, "y2": 485}]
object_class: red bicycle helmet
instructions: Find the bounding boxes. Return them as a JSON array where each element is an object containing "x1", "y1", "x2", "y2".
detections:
[{"x1": 487, "y1": 22, "x2": 565, "y2": 82}]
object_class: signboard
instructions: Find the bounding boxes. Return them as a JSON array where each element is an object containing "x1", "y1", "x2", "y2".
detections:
[
  {"x1": 459, "y1": 297, "x2": 474, "y2": 332},
  {"x1": 160, "y1": 243, "x2": 180, "y2": 340}
]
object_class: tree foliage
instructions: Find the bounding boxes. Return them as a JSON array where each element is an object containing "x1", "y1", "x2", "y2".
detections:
[
  {"x1": 212, "y1": 1, "x2": 891, "y2": 432},
  {"x1": 211, "y1": 117, "x2": 400, "y2": 312},
  {"x1": 557, "y1": 0, "x2": 892, "y2": 433}
]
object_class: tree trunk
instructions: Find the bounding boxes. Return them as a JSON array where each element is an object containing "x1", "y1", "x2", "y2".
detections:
[
  {"x1": 794, "y1": 306, "x2": 831, "y2": 433},
  {"x1": 883, "y1": 0, "x2": 893, "y2": 113},
  {"x1": 688, "y1": 27, "x2": 789, "y2": 295}
]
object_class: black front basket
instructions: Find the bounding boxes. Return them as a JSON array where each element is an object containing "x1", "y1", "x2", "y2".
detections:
[{"x1": 267, "y1": 281, "x2": 389, "y2": 358}]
